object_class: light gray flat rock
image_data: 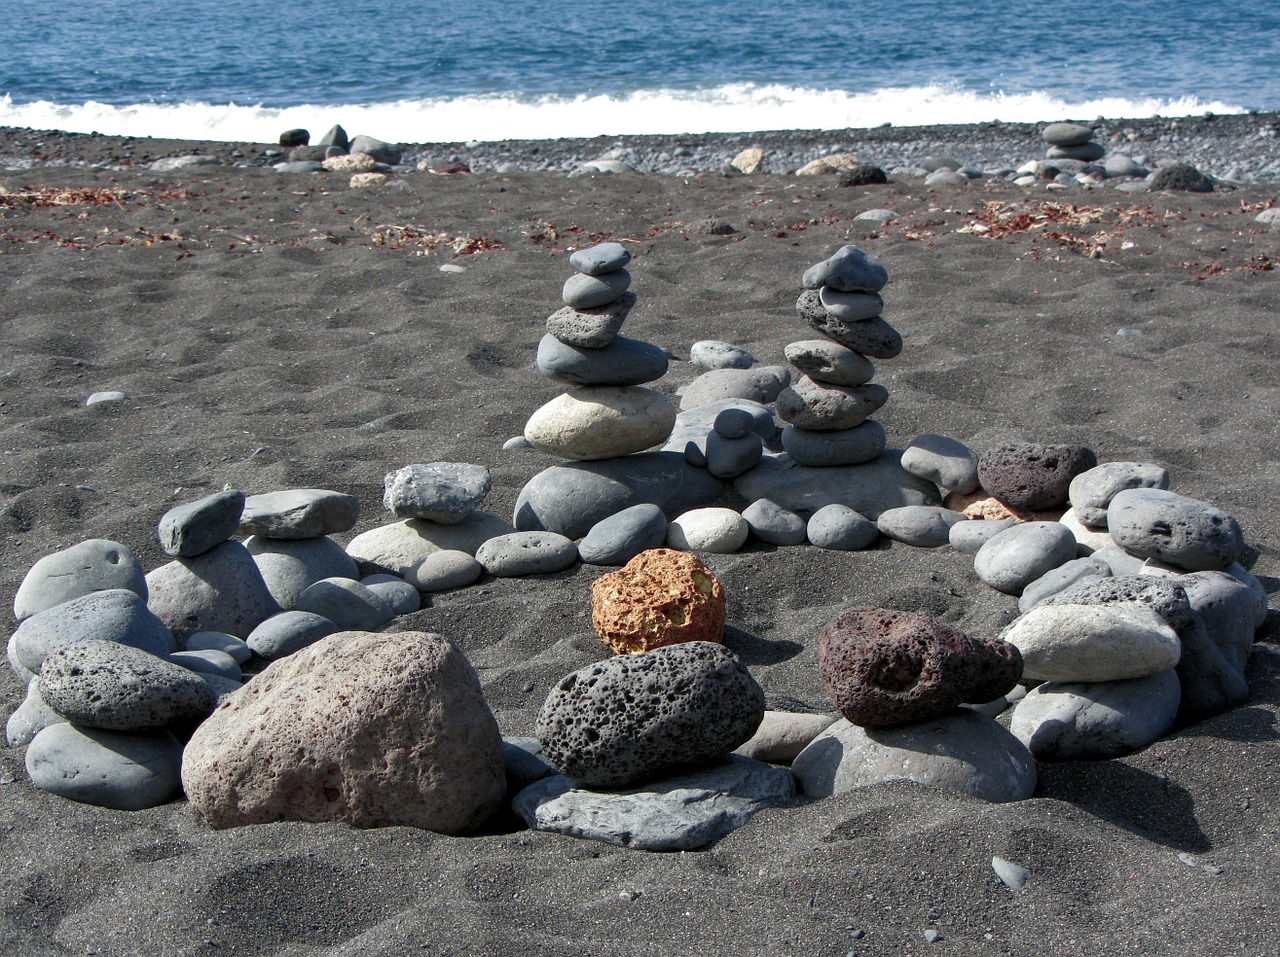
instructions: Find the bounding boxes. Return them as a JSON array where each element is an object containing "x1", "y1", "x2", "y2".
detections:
[
  {"x1": 475, "y1": 532, "x2": 578, "y2": 577},
  {"x1": 1068, "y1": 462, "x2": 1170, "y2": 527},
  {"x1": 239, "y1": 489, "x2": 360, "y2": 539},
  {"x1": 382, "y1": 462, "x2": 491, "y2": 523},
  {"x1": 26, "y1": 724, "x2": 183, "y2": 810},
  {"x1": 1107, "y1": 488, "x2": 1243, "y2": 571},
  {"x1": 158, "y1": 489, "x2": 246, "y2": 558},
  {"x1": 246, "y1": 610, "x2": 339, "y2": 660},
  {"x1": 9, "y1": 589, "x2": 176, "y2": 676}
]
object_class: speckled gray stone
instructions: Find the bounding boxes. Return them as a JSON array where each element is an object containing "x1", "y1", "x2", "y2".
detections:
[
  {"x1": 158, "y1": 489, "x2": 246, "y2": 558},
  {"x1": 784, "y1": 339, "x2": 875, "y2": 387},
  {"x1": 294, "y1": 578, "x2": 394, "y2": 631},
  {"x1": 796, "y1": 291, "x2": 903, "y2": 359},
  {"x1": 742, "y1": 498, "x2": 809, "y2": 546},
  {"x1": 9, "y1": 589, "x2": 176, "y2": 676},
  {"x1": 1107, "y1": 488, "x2": 1244, "y2": 571},
  {"x1": 536, "y1": 332, "x2": 670, "y2": 387},
  {"x1": 876, "y1": 506, "x2": 967, "y2": 548},
  {"x1": 775, "y1": 377, "x2": 888, "y2": 431},
  {"x1": 382, "y1": 462, "x2": 492, "y2": 524},
  {"x1": 949, "y1": 518, "x2": 1016, "y2": 554},
  {"x1": 476, "y1": 531, "x2": 578, "y2": 577},
  {"x1": 1068, "y1": 462, "x2": 1170, "y2": 527},
  {"x1": 6, "y1": 679, "x2": 65, "y2": 747},
  {"x1": 14, "y1": 539, "x2": 148, "y2": 622},
  {"x1": 807, "y1": 504, "x2": 879, "y2": 550},
  {"x1": 973, "y1": 521, "x2": 1079, "y2": 595},
  {"x1": 245, "y1": 534, "x2": 360, "y2": 610},
  {"x1": 780, "y1": 420, "x2": 886, "y2": 467},
  {"x1": 569, "y1": 241, "x2": 631, "y2": 276},
  {"x1": 25, "y1": 724, "x2": 183, "y2": 810},
  {"x1": 545, "y1": 292, "x2": 636, "y2": 349},
  {"x1": 690, "y1": 340, "x2": 756, "y2": 370},
  {"x1": 239, "y1": 489, "x2": 360, "y2": 539}
]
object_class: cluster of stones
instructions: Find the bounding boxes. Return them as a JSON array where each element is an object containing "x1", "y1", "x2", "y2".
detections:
[{"x1": 273, "y1": 124, "x2": 404, "y2": 186}]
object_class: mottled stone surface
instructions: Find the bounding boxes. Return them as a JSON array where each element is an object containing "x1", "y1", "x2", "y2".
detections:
[
  {"x1": 382, "y1": 462, "x2": 491, "y2": 524},
  {"x1": 535, "y1": 641, "x2": 765, "y2": 788},
  {"x1": 591, "y1": 548, "x2": 726, "y2": 653},
  {"x1": 801, "y1": 244, "x2": 889, "y2": 292},
  {"x1": 775, "y1": 377, "x2": 888, "y2": 431},
  {"x1": 1106, "y1": 488, "x2": 1244, "y2": 571},
  {"x1": 9, "y1": 589, "x2": 176, "y2": 676},
  {"x1": 818, "y1": 607, "x2": 1022, "y2": 727},
  {"x1": 239, "y1": 489, "x2": 360, "y2": 539},
  {"x1": 978, "y1": 441, "x2": 1097, "y2": 510},
  {"x1": 146, "y1": 541, "x2": 281, "y2": 641},
  {"x1": 1068, "y1": 462, "x2": 1169, "y2": 527}
]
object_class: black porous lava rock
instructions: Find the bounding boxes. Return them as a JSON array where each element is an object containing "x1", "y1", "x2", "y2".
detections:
[
  {"x1": 535, "y1": 641, "x2": 765, "y2": 788},
  {"x1": 818, "y1": 606, "x2": 1023, "y2": 727},
  {"x1": 1039, "y1": 575, "x2": 1193, "y2": 630},
  {"x1": 1149, "y1": 162, "x2": 1215, "y2": 192},
  {"x1": 278, "y1": 128, "x2": 309, "y2": 148},
  {"x1": 978, "y1": 441, "x2": 1097, "y2": 511},
  {"x1": 837, "y1": 164, "x2": 889, "y2": 186}
]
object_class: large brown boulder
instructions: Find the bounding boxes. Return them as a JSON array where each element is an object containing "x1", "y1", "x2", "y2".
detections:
[
  {"x1": 181, "y1": 631, "x2": 504, "y2": 833},
  {"x1": 591, "y1": 548, "x2": 725, "y2": 654},
  {"x1": 819, "y1": 607, "x2": 1023, "y2": 727}
]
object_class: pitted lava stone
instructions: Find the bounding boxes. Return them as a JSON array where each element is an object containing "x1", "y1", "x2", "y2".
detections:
[
  {"x1": 1039, "y1": 575, "x2": 1193, "y2": 630},
  {"x1": 818, "y1": 606, "x2": 1023, "y2": 727},
  {"x1": 535, "y1": 641, "x2": 765, "y2": 788},
  {"x1": 977, "y1": 441, "x2": 1097, "y2": 510},
  {"x1": 591, "y1": 548, "x2": 726, "y2": 653}
]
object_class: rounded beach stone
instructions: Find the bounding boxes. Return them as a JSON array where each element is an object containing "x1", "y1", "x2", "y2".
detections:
[
  {"x1": 535, "y1": 641, "x2": 765, "y2": 788},
  {"x1": 807, "y1": 504, "x2": 879, "y2": 550},
  {"x1": 346, "y1": 135, "x2": 400, "y2": 165},
  {"x1": 876, "y1": 506, "x2": 967, "y2": 548},
  {"x1": 185, "y1": 631, "x2": 251, "y2": 664},
  {"x1": 168, "y1": 649, "x2": 241, "y2": 682},
  {"x1": 86, "y1": 390, "x2": 128, "y2": 405},
  {"x1": 735, "y1": 450, "x2": 941, "y2": 521},
  {"x1": 1182, "y1": 570, "x2": 1257, "y2": 674},
  {"x1": 39, "y1": 639, "x2": 217, "y2": 731},
  {"x1": 819, "y1": 287, "x2": 884, "y2": 322},
  {"x1": 1106, "y1": 488, "x2": 1243, "y2": 571},
  {"x1": 802, "y1": 244, "x2": 889, "y2": 292},
  {"x1": 974, "y1": 521, "x2": 1079, "y2": 595},
  {"x1": 475, "y1": 531, "x2": 578, "y2": 576},
  {"x1": 978, "y1": 441, "x2": 1097, "y2": 511},
  {"x1": 1059, "y1": 508, "x2": 1116, "y2": 554},
  {"x1": 1069, "y1": 462, "x2": 1170, "y2": 527},
  {"x1": 818, "y1": 606, "x2": 1022, "y2": 727},
  {"x1": 948, "y1": 517, "x2": 1016, "y2": 554},
  {"x1": 238, "y1": 489, "x2": 360, "y2": 539},
  {"x1": 146, "y1": 540, "x2": 281, "y2": 641},
  {"x1": 785, "y1": 339, "x2": 875, "y2": 387},
  {"x1": 6, "y1": 679, "x2": 66, "y2": 747},
  {"x1": 577, "y1": 504, "x2": 668, "y2": 566},
  {"x1": 246, "y1": 610, "x2": 338, "y2": 660},
  {"x1": 26, "y1": 724, "x2": 183, "y2": 810},
  {"x1": 781, "y1": 420, "x2": 886, "y2": 467},
  {"x1": 713, "y1": 407, "x2": 756, "y2": 439},
  {"x1": 666, "y1": 399, "x2": 777, "y2": 456},
  {"x1": 1040, "y1": 574, "x2": 1192, "y2": 629},
  {"x1": 562, "y1": 269, "x2": 631, "y2": 309},
  {"x1": 775, "y1": 377, "x2": 888, "y2": 431},
  {"x1": 545, "y1": 292, "x2": 635, "y2": 348},
  {"x1": 294, "y1": 578, "x2": 394, "y2": 631},
  {"x1": 245, "y1": 534, "x2": 359, "y2": 610},
  {"x1": 569, "y1": 241, "x2": 631, "y2": 276},
  {"x1": 14, "y1": 539, "x2": 148, "y2": 622},
  {"x1": 999, "y1": 603, "x2": 1181, "y2": 682},
  {"x1": 1041, "y1": 122, "x2": 1094, "y2": 146},
  {"x1": 182, "y1": 631, "x2": 506, "y2": 833},
  {"x1": 381, "y1": 462, "x2": 491, "y2": 524},
  {"x1": 1149, "y1": 162, "x2": 1214, "y2": 192},
  {"x1": 734, "y1": 711, "x2": 838, "y2": 763},
  {"x1": 536, "y1": 332, "x2": 670, "y2": 387},
  {"x1": 791, "y1": 712, "x2": 1036, "y2": 803},
  {"x1": 345, "y1": 511, "x2": 515, "y2": 574},
  {"x1": 796, "y1": 290, "x2": 903, "y2": 358},
  {"x1": 524, "y1": 386, "x2": 677, "y2": 460},
  {"x1": 361, "y1": 575, "x2": 421, "y2": 615},
  {"x1": 407, "y1": 549, "x2": 484, "y2": 591},
  {"x1": 591, "y1": 548, "x2": 725, "y2": 653},
  {"x1": 678, "y1": 365, "x2": 790, "y2": 412},
  {"x1": 741, "y1": 499, "x2": 808, "y2": 546},
  {"x1": 690, "y1": 340, "x2": 756, "y2": 371},
  {"x1": 704, "y1": 430, "x2": 763, "y2": 479},
  {"x1": 1017, "y1": 556, "x2": 1112, "y2": 613},
  {"x1": 10, "y1": 589, "x2": 176, "y2": 676},
  {"x1": 1010, "y1": 669, "x2": 1181, "y2": 760},
  {"x1": 667, "y1": 507, "x2": 749, "y2": 553},
  {"x1": 902, "y1": 434, "x2": 980, "y2": 494},
  {"x1": 1046, "y1": 142, "x2": 1105, "y2": 162},
  {"x1": 158, "y1": 489, "x2": 246, "y2": 558}
]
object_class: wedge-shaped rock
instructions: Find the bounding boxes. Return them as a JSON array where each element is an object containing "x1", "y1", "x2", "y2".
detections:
[
  {"x1": 524, "y1": 386, "x2": 676, "y2": 461},
  {"x1": 999, "y1": 603, "x2": 1181, "y2": 682}
]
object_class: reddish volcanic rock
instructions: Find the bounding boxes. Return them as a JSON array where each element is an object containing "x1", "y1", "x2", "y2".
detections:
[
  {"x1": 977, "y1": 441, "x2": 1097, "y2": 511},
  {"x1": 818, "y1": 606, "x2": 1023, "y2": 727},
  {"x1": 591, "y1": 548, "x2": 726, "y2": 654}
]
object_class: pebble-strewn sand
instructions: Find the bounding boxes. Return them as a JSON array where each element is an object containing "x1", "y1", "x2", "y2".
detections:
[{"x1": 1, "y1": 131, "x2": 1277, "y2": 957}]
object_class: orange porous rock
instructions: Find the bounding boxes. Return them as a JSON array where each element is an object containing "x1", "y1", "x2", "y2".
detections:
[{"x1": 590, "y1": 548, "x2": 726, "y2": 654}]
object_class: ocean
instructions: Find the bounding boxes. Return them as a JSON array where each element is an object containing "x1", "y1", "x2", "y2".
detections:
[{"x1": 3, "y1": 0, "x2": 1278, "y2": 144}]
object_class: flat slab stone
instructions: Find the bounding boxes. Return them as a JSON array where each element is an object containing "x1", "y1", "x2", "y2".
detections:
[
  {"x1": 512, "y1": 756, "x2": 795, "y2": 852},
  {"x1": 781, "y1": 420, "x2": 885, "y2": 467},
  {"x1": 14, "y1": 539, "x2": 148, "y2": 622},
  {"x1": 345, "y1": 510, "x2": 515, "y2": 575},
  {"x1": 536, "y1": 333, "x2": 670, "y2": 387},
  {"x1": 26, "y1": 724, "x2": 183, "y2": 810},
  {"x1": 563, "y1": 269, "x2": 631, "y2": 308},
  {"x1": 158, "y1": 489, "x2": 246, "y2": 558},
  {"x1": 733, "y1": 450, "x2": 941, "y2": 520},
  {"x1": 239, "y1": 489, "x2": 360, "y2": 539},
  {"x1": 569, "y1": 241, "x2": 631, "y2": 276},
  {"x1": 999, "y1": 602, "x2": 1182, "y2": 682}
]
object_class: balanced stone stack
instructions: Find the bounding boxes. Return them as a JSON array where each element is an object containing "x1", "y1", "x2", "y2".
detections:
[
  {"x1": 778, "y1": 245, "x2": 898, "y2": 468},
  {"x1": 1041, "y1": 122, "x2": 1105, "y2": 164},
  {"x1": 523, "y1": 242, "x2": 678, "y2": 461}
]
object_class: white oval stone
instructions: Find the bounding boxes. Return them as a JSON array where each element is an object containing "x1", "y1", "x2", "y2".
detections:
[
  {"x1": 999, "y1": 603, "x2": 1181, "y2": 682},
  {"x1": 524, "y1": 387, "x2": 676, "y2": 461},
  {"x1": 667, "y1": 507, "x2": 750, "y2": 553}
]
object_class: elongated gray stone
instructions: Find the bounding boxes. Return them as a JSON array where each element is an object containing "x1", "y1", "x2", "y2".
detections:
[
  {"x1": 513, "y1": 756, "x2": 796, "y2": 852},
  {"x1": 999, "y1": 603, "x2": 1181, "y2": 682},
  {"x1": 784, "y1": 339, "x2": 875, "y2": 386},
  {"x1": 577, "y1": 504, "x2": 668, "y2": 566},
  {"x1": 407, "y1": 550, "x2": 484, "y2": 592},
  {"x1": 246, "y1": 610, "x2": 338, "y2": 660},
  {"x1": 536, "y1": 332, "x2": 669, "y2": 386},
  {"x1": 545, "y1": 292, "x2": 635, "y2": 348},
  {"x1": 14, "y1": 539, "x2": 147, "y2": 622},
  {"x1": 26, "y1": 724, "x2": 183, "y2": 810},
  {"x1": 239, "y1": 489, "x2": 360, "y2": 539},
  {"x1": 776, "y1": 377, "x2": 888, "y2": 431},
  {"x1": 974, "y1": 522, "x2": 1078, "y2": 595},
  {"x1": 569, "y1": 241, "x2": 631, "y2": 276},
  {"x1": 949, "y1": 518, "x2": 1016, "y2": 554},
  {"x1": 819, "y1": 287, "x2": 884, "y2": 322},
  {"x1": 1107, "y1": 488, "x2": 1243, "y2": 571},
  {"x1": 796, "y1": 291, "x2": 903, "y2": 358},
  {"x1": 563, "y1": 269, "x2": 631, "y2": 308},
  {"x1": 690, "y1": 340, "x2": 755, "y2": 370},
  {"x1": 475, "y1": 532, "x2": 578, "y2": 576},
  {"x1": 10, "y1": 589, "x2": 176, "y2": 676},
  {"x1": 780, "y1": 420, "x2": 886, "y2": 466},
  {"x1": 158, "y1": 489, "x2": 246, "y2": 558},
  {"x1": 294, "y1": 578, "x2": 393, "y2": 631},
  {"x1": 734, "y1": 450, "x2": 941, "y2": 520},
  {"x1": 345, "y1": 511, "x2": 515, "y2": 575},
  {"x1": 1017, "y1": 556, "x2": 1112, "y2": 613},
  {"x1": 169, "y1": 649, "x2": 241, "y2": 682},
  {"x1": 877, "y1": 506, "x2": 966, "y2": 547},
  {"x1": 679, "y1": 365, "x2": 790, "y2": 412},
  {"x1": 185, "y1": 631, "x2": 252, "y2": 664}
]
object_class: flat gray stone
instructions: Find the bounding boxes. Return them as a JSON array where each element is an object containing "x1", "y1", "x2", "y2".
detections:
[
  {"x1": 9, "y1": 589, "x2": 176, "y2": 676},
  {"x1": 86, "y1": 390, "x2": 128, "y2": 406},
  {"x1": 802, "y1": 245, "x2": 889, "y2": 292},
  {"x1": 360, "y1": 575, "x2": 421, "y2": 615},
  {"x1": 901, "y1": 434, "x2": 980, "y2": 494},
  {"x1": 185, "y1": 631, "x2": 252, "y2": 664},
  {"x1": 577, "y1": 504, "x2": 668, "y2": 566},
  {"x1": 819, "y1": 287, "x2": 884, "y2": 322},
  {"x1": 294, "y1": 578, "x2": 394, "y2": 631},
  {"x1": 776, "y1": 377, "x2": 888, "y2": 431},
  {"x1": 382, "y1": 462, "x2": 492, "y2": 523},
  {"x1": 1046, "y1": 142, "x2": 1105, "y2": 162},
  {"x1": 14, "y1": 539, "x2": 147, "y2": 622},
  {"x1": 40, "y1": 639, "x2": 216, "y2": 730},
  {"x1": 974, "y1": 522, "x2": 1078, "y2": 595},
  {"x1": 146, "y1": 541, "x2": 280, "y2": 640},
  {"x1": 25, "y1": 724, "x2": 183, "y2": 810},
  {"x1": 513, "y1": 756, "x2": 795, "y2": 851},
  {"x1": 1107, "y1": 488, "x2": 1244, "y2": 571},
  {"x1": 949, "y1": 518, "x2": 1016, "y2": 554},
  {"x1": 741, "y1": 499, "x2": 808, "y2": 546},
  {"x1": 690, "y1": 340, "x2": 756, "y2": 370},
  {"x1": 563, "y1": 269, "x2": 631, "y2": 309},
  {"x1": 569, "y1": 242, "x2": 631, "y2": 276},
  {"x1": 245, "y1": 534, "x2": 359, "y2": 610},
  {"x1": 168, "y1": 649, "x2": 241, "y2": 682},
  {"x1": 999, "y1": 603, "x2": 1182, "y2": 682},
  {"x1": 239, "y1": 489, "x2": 360, "y2": 540},
  {"x1": 475, "y1": 532, "x2": 578, "y2": 577},
  {"x1": 679, "y1": 365, "x2": 790, "y2": 412},
  {"x1": 876, "y1": 506, "x2": 966, "y2": 547},
  {"x1": 705, "y1": 430, "x2": 763, "y2": 479},
  {"x1": 345, "y1": 511, "x2": 516, "y2": 576},
  {"x1": 536, "y1": 333, "x2": 670, "y2": 386},
  {"x1": 246, "y1": 610, "x2": 339, "y2": 660},
  {"x1": 807, "y1": 504, "x2": 879, "y2": 550},
  {"x1": 1018, "y1": 557, "x2": 1112, "y2": 613},
  {"x1": 791, "y1": 712, "x2": 1036, "y2": 803},
  {"x1": 545, "y1": 292, "x2": 635, "y2": 348},
  {"x1": 347, "y1": 134, "x2": 400, "y2": 165},
  {"x1": 406, "y1": 549, "x2": 484, "y2": 592},
  {"x1": 1069, "y1": 462, "x2": 1170, "y2": 527},
  {"x1": 796, "y1": 291, "x2": 903, "y2": 358},
  {"x1": 733, "y1": 450, "x2": 941, "y2": 520},
  {"x1": 784, "y1": 339, "x2": 875, "y2": 387},
  {"x1": 158, "y1": 489, "x2": 246, "y2": 558},
  {"x1": 780, "y1": 420, "x2": 886, "y2": 467},
  {"x1": 1042, "y1": 122, "x2": 1094, "y2": 146}
]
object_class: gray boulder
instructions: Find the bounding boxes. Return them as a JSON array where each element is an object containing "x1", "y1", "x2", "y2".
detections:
[
  {"x1": 973, "y1": 521, "x2": 1078, "y2": 595},
  {"x1": 382, "y1": 462, "x2": 492, "y2": 523},
  {"x1": 13, "y1": 539, "x2": 147, "y2": 622},
  {"x1": 9, "y1": 589, "x2": 176, "y2": 677},
  {"x1": 239, "y1": 489, "x2": 360, "y2": 539},
  {"x1": 245, "y1": 534, "x2": 360, "y2": 609},
  {"x1": 577, "y1": 504, "x2": 668, "y2": 566},
  {"x1": 1107, "y1": 488, "x2": 1243, "y2": 571},
  {"x1": 158, "y1": 489, "x2": 246, "y2": 558},
  {"x1": 246, "y1": 610, "x2": 339, "y2": 661},
  {"x1": 733, "y1": 450, "x2": 941, "y2": 520},
  {"x1": 146, "y1": 540, "x2": 280, "y2": 640},
  {"x1": 536, "y1": 333, "x2": 669, "y2": 387}
]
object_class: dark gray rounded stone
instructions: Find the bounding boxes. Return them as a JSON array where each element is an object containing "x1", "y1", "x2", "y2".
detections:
[
  {"x1": 245, "y1": 534, "x2": 359, "y2": 610},
  {"x1": 1041, "y1": 122, "x2": 1094, "y2": 146},
  {"x1": 536, "y1": 332, "x2": 669, "y2": 387},
  {"x1": 742, "y1": 498, "x2": 808, "y2": 546},
  {"x1": 158, "y1": 489, "x2": 246, "y2": 558},
  {"x1": 734, "y1": 450, "x2": 940, "y2": 520},
  {"x1": 40, "y1": 640, "x2": 216, "y2": 730},
  {"x1": 974, "y1": 521, "x2": 1079, "y2": 595},
  {"x1": 1149, "y1": 162, "x2": 1214, "y2": 192},
  {"x1": 569, "y1": 242, "x2": 631, "y2": 276},
  {"x1": 382, "y1": 462, "x2": 492, "y2": 523},
  {"x1": 678, "y1": 365, "x2": 790, "y2": 412},
  {"x1": 667, "y1": 399, "x2": 778, "y2": 450},
  {"x1": 796, "y1": 291, "x2": 903, "y2": 359},
  {"x1": 10, "y1": 589, "x2": 176, "y2": 676},
  {"x1": 781, "y1": 420, "x2": 886, "y2": 467},
  {"x1": 1017, "y1": 557, "x2": 1112, "y2": 613},
  {"x1": 819, "y1": 287, "x2": 884, "y2": 322},
  {"x1": 1174, "y1": 571, "x2": 1256, "y2": 718},
  {"x1": 279, "y1": 128, "x2": 309, "y2": 147},
  {"x1": 784, "y1": 339, "x2": 875, "y2": 387},
  {"x1": 1045, "y1": 142, "x2": 1105, "y2": 162},
  {"x1": 705, "y1": 431, "x2": 763, "y2": 479},
  {"x1": 807, "y1": 504, "x2": 879, "y2": 550},
  {"x1": 25, "y1": 724, "x2": 183, "y2": 810},
  {"x1": 876, "y1": 506, "x2": 966, "y2": 548},
  {"x1": 577, "y1": 504, "x2": 668, "y2": 566},
  {"x1": 978, "y1": 441, "x2": 1097, "y2": 511},
  {"x1": 14, "y1": 539, "x2": 148, "y2": 622},
  {"x1": 317, "y1": 124, "x2": 349, "y2": 149},
  {"x1": 239, "y1": 489, "x2": 360, "y2": 539},
  {"x1": 246, "y1": 610, "x2": 339, "y2": 660},
  {"x1": 1069, "y1": 462, "x2": 1170, "y2": 527},
  {"x1": 901, "y1": 434, "x2": 980, "y2": 494},
  {"x1": 683, "y1": 439, "x2": 708, "y2": 468},
  {"x1": 545, "y1": 292, "x2": 635, "y2": 348},
  {"x1": 713, "y1": 407, "x2": 756, "y2": 439},
  {"x1": 1107, "y1": 488, "x2": 1243, "y2": 571},
  {"x1": 949, "y1": 518, "x2": 1016, "y2": 554},
  {"x1": 1042, "y1": 574, "x2": 1193, "y2": 630},
  {"x1": 802, "y1": 245, "x2": 889, "y2": 293},
  {"x1": 168, "y1": 649, "x2": 242, "y2": 682},
  {"x1": 361, "y1": 575, "x2": 421, "y2": 615},
  {"x1": 536, "y1": 642, "x2": 765, "y2": 788},
  {"x1": 562, "y1": 269, "x2": 631, "y2": 309},
  {"x1": 185, "y1": 631, "x2": 252, "y2": 664},
  {"x1": 776, "y1": 378, "x2": 888, "y2": 431},
  {"x1": 294, "y1": 578, "x2": 394, "y2": 631},
  {"x1": 347, "y1": 134, "x2": 400, "y2": 165},
  {"x1": 476, "y1": 532, "x2": 578, "y2": 577},
  {"x1": 146, "y1": 540, "x2": 281, "y2": 640}
]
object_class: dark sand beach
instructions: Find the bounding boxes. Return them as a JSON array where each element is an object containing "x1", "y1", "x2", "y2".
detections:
[{"x1": 1, "y1": 125, "x2": 1277, "y2": 956}]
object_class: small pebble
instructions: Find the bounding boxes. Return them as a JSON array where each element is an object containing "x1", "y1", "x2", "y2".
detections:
[{"x1": 86, "y1": 391, "x2": 128, "y2": 406}]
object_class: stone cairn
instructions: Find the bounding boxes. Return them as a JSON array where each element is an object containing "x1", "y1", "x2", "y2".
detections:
[{"x1": 522, "y1": 242, "x2": 677, "y2": 462}]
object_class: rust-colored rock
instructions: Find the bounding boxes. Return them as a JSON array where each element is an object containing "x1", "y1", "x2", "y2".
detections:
[
  {"x1": 591, "y1": 548, "x2": 726, "y2": 654},
  {"x1": 944, "y1": 488, "x2": 1063, "y2": 522}
]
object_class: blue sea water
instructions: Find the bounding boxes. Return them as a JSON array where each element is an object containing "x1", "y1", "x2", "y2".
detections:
[{"x1": 2, "y1": 0, "x2": 1278, "y2": 142}]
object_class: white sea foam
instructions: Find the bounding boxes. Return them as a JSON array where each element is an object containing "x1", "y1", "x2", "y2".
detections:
[{"x1": 0, "y1": 84, "x2": 1249, "y2": 144}]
